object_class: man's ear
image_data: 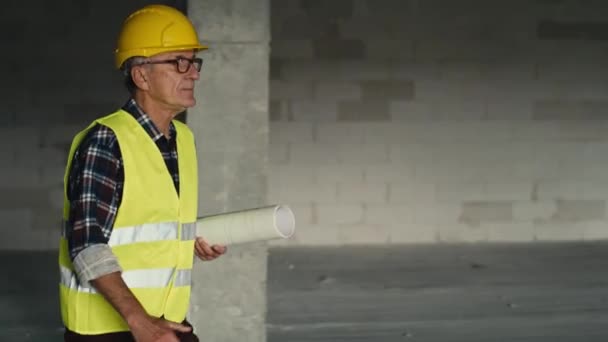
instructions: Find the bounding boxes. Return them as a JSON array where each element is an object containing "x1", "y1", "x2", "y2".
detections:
[{"x1": 132, "y1": 66, "x2": 149, "y2": 90}]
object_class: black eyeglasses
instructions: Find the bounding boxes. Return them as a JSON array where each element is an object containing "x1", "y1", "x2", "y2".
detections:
[{"x1": 139, "y1": 56, "x2": 203, "y2": 73}]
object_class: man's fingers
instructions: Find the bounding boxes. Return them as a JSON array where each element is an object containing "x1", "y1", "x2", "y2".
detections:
[
  {"x1": 196, "y1": 237, "x2": 214, "y2": 254},
  {"x1": 196, "y1": 238, "x2": 218, "y2": 258},
  {"x1": 194, "y1": 241, "x2": 206, "y2": 258},
  {"x1": 195, "y1": 238, "x2": 228, "y2": 260},
  {"x1": 212, "y1": 245, "x2": 227, "y2": 254},
  {"x1": 163, "y1": 320, "x2": 192, "y2": 333}
]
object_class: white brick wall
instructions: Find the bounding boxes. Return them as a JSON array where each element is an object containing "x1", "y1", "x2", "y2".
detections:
[
  {"x1": 270, "y1": 81, "x2": 314, "y2": 100},
  {"x1": 314, "y1": 82, "x2": 361, "y2": 100},
  {"x1": 487, "y1": 222, "x2": 536, "y2": 242},
  {"x1": 270, "y1": 0, "x2": 608, "y2": 245},
  {"x1": 269, "y1": 122, "x2": 314, "y2": 144},
  {"x1": 315, "y1": 123, "x2": 365, "y2": 143},
  {"x1": 317, "y1": 203, "x2": 364, "y2": 225},
  {"x1": 365, "y1": 204, "x2": 415, "y2": 225},
  {"x1": 290, "y1": 100, "x2": 338, "y2": 122}
]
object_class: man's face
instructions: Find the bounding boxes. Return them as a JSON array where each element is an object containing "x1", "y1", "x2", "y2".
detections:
[{"x1": 142, "y1": 50, "x2": 201, "y2": 113}]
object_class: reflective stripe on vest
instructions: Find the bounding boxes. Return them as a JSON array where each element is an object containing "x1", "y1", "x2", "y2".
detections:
[
  {"x1": 174, "y1": 268, "x2": 192, "y2": 287},
  {"x1": 61, "y1": 221, "x2": 196, "y2": 245},
  {"x1": 60, "y1": 266, "x2": 192, "y2": 293},
  {"x1": 109, "y1": 222, "x2": 196, "y2": 246},
  {"x1": 109, "y1": 222, "x2": 178, "y2": 246},
  {"x1": 181, "y1": 222, "x2": 196, "y2": 241}
]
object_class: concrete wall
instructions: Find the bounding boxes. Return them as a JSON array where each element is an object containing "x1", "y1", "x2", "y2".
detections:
[
  {"x1": 269, "y1": 0, "x2": 608, "y2": 245},
  {"x1": 187, "y1": 1, "x2": 270, "y2": 341}
]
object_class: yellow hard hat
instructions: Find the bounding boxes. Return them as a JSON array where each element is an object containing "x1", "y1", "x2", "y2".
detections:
[{"x1": 114, "y1": 4, "x2": 208, "y2": 69}]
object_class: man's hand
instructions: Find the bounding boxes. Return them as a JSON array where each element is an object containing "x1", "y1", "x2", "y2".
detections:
[
  {"x1": 90, "y1": 272, "x2": 191, "y2": 341},
  {"x1": 128, "y1": 313, "x2": 191, "y2": 342},
  {"x1": 194, "y1": 237, "x2": 227, "y2": 261}
]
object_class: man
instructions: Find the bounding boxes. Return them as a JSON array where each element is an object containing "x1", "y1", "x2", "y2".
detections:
[{"x1": 58, "y1": 5, "x2": 226, "y2": 341}]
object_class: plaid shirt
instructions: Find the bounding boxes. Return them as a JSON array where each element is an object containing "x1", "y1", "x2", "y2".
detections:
[{"x1": 66, "y1": 99, "x2": 180, "y2": 260}]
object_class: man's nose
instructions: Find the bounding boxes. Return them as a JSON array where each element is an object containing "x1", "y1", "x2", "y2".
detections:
[{"x1": 188, "y1": 64, "x2": 200, "y2": 80}]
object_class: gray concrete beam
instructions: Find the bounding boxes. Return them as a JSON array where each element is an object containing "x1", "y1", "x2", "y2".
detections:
[{"x1": 187, "y1": 1, "x2": 270, "y2": 340}]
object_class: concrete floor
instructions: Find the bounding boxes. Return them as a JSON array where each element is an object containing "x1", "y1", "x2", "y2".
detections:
[
  {"x1": 3, "y1": 242, "x2": 608, "y2": 341},
  {"x1": 266, "y1": 243, "x2": 608, "y2": 342}
]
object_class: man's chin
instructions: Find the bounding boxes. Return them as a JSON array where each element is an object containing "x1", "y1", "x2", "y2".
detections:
[
  {"x1": 185, "y1": 99, "x2": 196, "y2": 108},
  {"x1": 180, "y1": 98, "x2": 196, "y2": 109}
]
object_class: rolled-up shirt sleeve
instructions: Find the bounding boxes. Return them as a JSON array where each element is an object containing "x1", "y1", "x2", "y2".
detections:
[{"x1": 73, "y1": 244, "x2": 122, "y2": 283}]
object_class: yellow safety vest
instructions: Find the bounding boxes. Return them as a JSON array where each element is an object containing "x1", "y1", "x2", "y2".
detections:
[{"x1": 58, "y1": 109, "x2": 198, "y2": 334}]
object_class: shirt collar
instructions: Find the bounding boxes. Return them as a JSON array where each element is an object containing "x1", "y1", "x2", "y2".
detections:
[{"x1": 122, "y1": 98, "x2": 176, "y2": 142}]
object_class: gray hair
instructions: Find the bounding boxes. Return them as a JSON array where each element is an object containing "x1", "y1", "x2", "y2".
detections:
[{"x1": 121, "y1": 56, "x2": 147, "y2": 95}]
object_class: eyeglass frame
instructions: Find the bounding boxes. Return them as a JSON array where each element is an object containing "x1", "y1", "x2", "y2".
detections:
[{"x1": 137, "y1": 56, "x2": 203, "y2": 73}]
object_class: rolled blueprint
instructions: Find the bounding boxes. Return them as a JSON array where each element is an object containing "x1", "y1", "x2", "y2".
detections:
[{"x1": 195, "y1": 205, "x2": 295, "y2": 246}]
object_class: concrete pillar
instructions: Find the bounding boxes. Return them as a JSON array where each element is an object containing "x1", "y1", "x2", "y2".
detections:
[{"x1": 187, "y1": 1, "x2": 270, "y2": 341}]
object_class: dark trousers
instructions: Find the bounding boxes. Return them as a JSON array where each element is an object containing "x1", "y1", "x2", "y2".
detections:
[{"x1": 64, "y1": 320, "x2": 199, "y2": 342}]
